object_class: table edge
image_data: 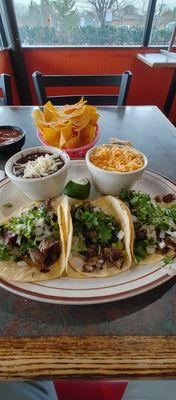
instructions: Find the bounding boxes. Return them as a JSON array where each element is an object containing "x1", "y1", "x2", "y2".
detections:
[{"x1": 0, "y1": 336, "x2": 176, "y2": 380}]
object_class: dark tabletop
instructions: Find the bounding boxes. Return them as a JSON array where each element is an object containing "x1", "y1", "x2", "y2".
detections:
[{"x1": 0, "y1": 105, "x2": 176, "y2": 338}]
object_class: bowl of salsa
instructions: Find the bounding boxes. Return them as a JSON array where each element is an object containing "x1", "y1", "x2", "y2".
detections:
[{"x1": 0, "y1": 125, "x2": 25, "y2": 154}]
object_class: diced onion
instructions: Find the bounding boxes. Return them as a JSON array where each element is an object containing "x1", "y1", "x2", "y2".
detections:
[
  {"x1": 17, "y1": 261, "x2": 27, "y2": 267},
  {"x1": 146, "y1": 226, "x2": 156, "y2": 241},
  {"x1": 167, "y1": 230, "x2": 176, "y2": 238},
  {"x1": 168, "y1": 219, "x2": 176, "y2": 229},
  {"x1": 146, "y1": 246, "x2": 156, "y2": 254},
  {"x1": 35, "y1": 227, "x2": 43, "y2": 237},
  {"x1": 35, "y1": 218, "x2": 44, "y2": 227},
  {"x1": 159, "y1": 241, "x2": 166, "y2": 249},
  {"x1": 159, "y1": 231, "x2": 166, "y2": 239},
  {"x1": 117, "y1": 230, "x2": 125, "y2": 241}
]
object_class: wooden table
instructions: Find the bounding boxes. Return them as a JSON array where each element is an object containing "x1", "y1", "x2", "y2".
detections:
[{"x1": 0, "y1": 105, "x2": 176, "y2": 380}]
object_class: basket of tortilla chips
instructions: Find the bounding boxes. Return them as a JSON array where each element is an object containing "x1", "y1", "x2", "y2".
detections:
[{"x1": 33, "y1": 98, "x2": 100, "y2": 159}]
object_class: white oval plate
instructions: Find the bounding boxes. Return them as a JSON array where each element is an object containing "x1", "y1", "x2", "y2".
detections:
[{"x1": 0, "y1": 160, "x2": 175, "y2": 305}]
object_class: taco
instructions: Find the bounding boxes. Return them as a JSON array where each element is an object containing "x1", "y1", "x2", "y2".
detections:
[
  {"x1": 119, "y1": 189, "x2": 176, "y2": 264},
  {"x1": 61, "y1": 195, "x2": 134, "y2": 277},
  {"x1": 0, "y1": 199, "x2": 65, "y2": 281}
]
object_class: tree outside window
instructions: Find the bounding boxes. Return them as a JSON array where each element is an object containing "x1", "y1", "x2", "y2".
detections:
[{"x1": 13, "y1": 0, "x2": 175, "y2": 46}]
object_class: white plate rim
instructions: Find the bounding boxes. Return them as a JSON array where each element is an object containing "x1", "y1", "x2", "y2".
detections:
[{"x1": 0, "y1": 161, "x2": 175, "y2": 305}]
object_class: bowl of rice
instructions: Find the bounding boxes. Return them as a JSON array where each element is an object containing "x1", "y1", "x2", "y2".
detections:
[{"x1": 86, "y1": 144, "x2": 147, "y2": 195}]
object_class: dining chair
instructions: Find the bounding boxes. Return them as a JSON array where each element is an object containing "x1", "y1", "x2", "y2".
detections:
[
  {"x1": 32, "y1": 71, "x2": 132, "y2": 106},
  {"x1": 0, "y1": 74, "x2": 13, "y2": 105}
]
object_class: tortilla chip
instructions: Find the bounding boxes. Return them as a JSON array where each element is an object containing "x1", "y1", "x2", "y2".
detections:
[
  {"x1": 59, "y1": 97, "x2": 86, "y2": 114},
  {"x1": 42, "y1": 127, "x2": 60, "y2": 147},
  {"x1": 45, "y1": 100, "x2": 58, "y2": 113},
  {"x1": 59, "y1": 106, "x2": 87, "y2": 120},
  {"x1": 86, "y1": 105, "x2": 100, "y2": 125},
  {"x1": 32, "y1": 109, "x2": 45, "y2": 124},
  {"x1": 80, "y1": 124, "x2": 96, "y2": 145},
  {"x1": 32, "y1": 98, "x2": 99, "y2": 149},
  {"x1": 66, "y1": 132, "x2": 80, "y2": 148},
  {"x1": 71, "y1": 107, "x2": 90, "y2": 131},
  {"x1": 61, "y1": 121, "x2": 73, "y2": 141},
  {"x1": 44, "y1": 107, "x2": 55, "y2": 123}
]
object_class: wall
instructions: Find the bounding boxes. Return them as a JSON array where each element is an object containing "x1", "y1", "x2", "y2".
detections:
[
  {"x1": 0, "y1": 47, "x2": 175, "y2": 123},
  {"x1": 23, "y1": 46, "x2": 176, "y2": 123},
  {"x1": 0, "y1": 49, "x2": 20, "y2": 104}
]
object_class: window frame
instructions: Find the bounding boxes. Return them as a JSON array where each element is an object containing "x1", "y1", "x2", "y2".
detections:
[
  {"x1": 142, "y1": 0, "x2": 157, "y2": 46},
  {"x1": 1, "y1": 0, "x2": 176, "y2": 50},
  {"x1": 0, "y1": 13, "x2": 8, "y2": 48}
]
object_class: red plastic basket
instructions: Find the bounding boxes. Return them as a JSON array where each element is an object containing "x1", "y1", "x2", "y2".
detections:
[{"x1": 37, "y1": 125, "x2": 100, "y2": 159}]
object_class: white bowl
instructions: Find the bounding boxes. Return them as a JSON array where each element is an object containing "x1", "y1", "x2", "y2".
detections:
[
  {"x1": 86, "y1": 144, "x2": 148, "y2": 195},
  {"x1": 5, "y1": 146, "x2": 70, "y2": 200}
]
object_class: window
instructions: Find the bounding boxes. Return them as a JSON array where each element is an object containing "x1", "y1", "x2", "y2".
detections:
[
  {"x1": 0, "y1": 12, "x2": 8, "y2": 49},
  {"x1": 150, "y1": 0, "x2": 176, "y2": 45},
  {"x1": 14, "y1": 0, "x2": 151, "y2": 46}
]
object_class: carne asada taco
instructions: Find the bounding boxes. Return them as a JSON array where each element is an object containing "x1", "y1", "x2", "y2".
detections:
[
  {"x1": 61, "y1": 195, "x2": 134, "y2": 277},
  {"x1": 0, "y1": 199, "x2": 65, "y2": 281},
  {"x1": 119, "y1": 189, "x2": 176, "y2": 264}
]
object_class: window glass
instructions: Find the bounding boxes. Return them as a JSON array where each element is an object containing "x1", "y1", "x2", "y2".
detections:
[
  {"x1": 0, "y1": 10, "x2": 7, "y2": 49},
  {"x1": 150, "y1": 0, "x2": 176, "y2": 45},
  {"x1": 14, "y1": 0, "x2": 150, "y2": 46}
]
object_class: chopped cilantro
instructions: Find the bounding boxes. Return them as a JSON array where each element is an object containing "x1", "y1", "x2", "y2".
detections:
[
  {"x1": 112, "y1": 242, "x2": 124, "y2": 250},
  {"x1": 164, "y1": 256, "x2": 175, "y2": 265},
  {"x1": 76, "y1": 239, "x2": 87, "y2": 253},
  {"x1": 19, "y1": 241, "x2": 35, "y2": 256},
  {"x1": 119, "y1": 189, "x2": 176, "y2": 231},
  {"x1": 0, "y1": 205, "x2": 60, "y2": 260},
  {"x1": 0, "y1": 244, "x2": 11, "y2": 261},
  {"x1": 12, "y1": 254, "x2": 21, "y2": 262},
  {"x1": 2, "y1": 203, "x2": 13, "y2": 208},
  {"x1": 134, "y1": 239, "x2": 157, "y2": 263},
  {"x1": 120, "y1": 189, "x2": 176, "y2": 262},
  {"x1": 98, "y1": 227, "x2": 113, "y2": 244},
  {"x1": 72, "y1": 204, "x2": 121, "y2": 253},
  {"x1": 134, "y1": 241, "x2": 147, "y2": 262}
]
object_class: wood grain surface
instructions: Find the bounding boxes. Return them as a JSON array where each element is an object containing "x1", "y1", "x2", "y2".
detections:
[{"x1": 0, "y1": 336, "x2": 176, "y2": 380}]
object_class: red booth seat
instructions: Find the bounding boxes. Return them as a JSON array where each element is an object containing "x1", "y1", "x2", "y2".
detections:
[{"x1": 54, "y1": 381, "x2": 127, "y2": 400}]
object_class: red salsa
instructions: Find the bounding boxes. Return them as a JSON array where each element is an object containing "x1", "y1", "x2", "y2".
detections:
[{"x1": 0, "y1": 128, "x2": 22, "y2": 145}]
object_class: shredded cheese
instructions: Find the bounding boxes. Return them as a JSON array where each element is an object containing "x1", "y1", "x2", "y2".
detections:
[
  {"x1": 90, "y1": 146, "x2": 144, "y2": 173},
  {"x1": 17, "y1": 154, "x2": 64, "y2": 179}
]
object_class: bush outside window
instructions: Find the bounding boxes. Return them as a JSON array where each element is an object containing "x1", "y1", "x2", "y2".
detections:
[
  {"x1": 13, "y1": 0, "x2": 176, "y2": 46},
  {"x1": 150, "y1": 0, "x2": 176, "y2": 45}
]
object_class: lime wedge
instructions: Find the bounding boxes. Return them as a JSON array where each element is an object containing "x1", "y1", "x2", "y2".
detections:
[{"x1": 64, "y1": 178, "x2": 90, "y2": 199}]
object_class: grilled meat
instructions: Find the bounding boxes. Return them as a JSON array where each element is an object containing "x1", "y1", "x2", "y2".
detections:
[
  {"x1": 29, "y1": 238, "x2": 60, "y2": 272},
  {"x1": 40, "y1": 199, "x2": 52, "y2": 212},
  {"x1": 29, "y1": 248, "x2": 45, "y2": 266},
  {"x1": 3, "y1": 230, "x2": 17, "y2": 247},
  {"x1": 135, "y1": 229, "x2": 147, "y2": 241},
  {"x1": 82, "y1": 256, "x2": 104, "y2": 273},
  {"x1": 163, "y1": 194, "x2": 175, "y2": 203}
]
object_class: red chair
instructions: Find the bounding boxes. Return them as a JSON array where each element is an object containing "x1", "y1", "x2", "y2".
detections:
[{"x1": 54, "y1": 381, "x2": 127, "y2": 400}]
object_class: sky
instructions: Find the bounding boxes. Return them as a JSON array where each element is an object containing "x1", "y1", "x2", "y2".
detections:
[{"x1": 13, "y1": 0, "x2": 176, "y2": 19}]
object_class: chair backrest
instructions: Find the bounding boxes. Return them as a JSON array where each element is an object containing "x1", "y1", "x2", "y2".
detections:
[
  {"x1": 32, "y1": 71, "x2": 132, "y2": 106},
  {"x1": 0, "y1": 74, "x2": 13, "y2": 105}
]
